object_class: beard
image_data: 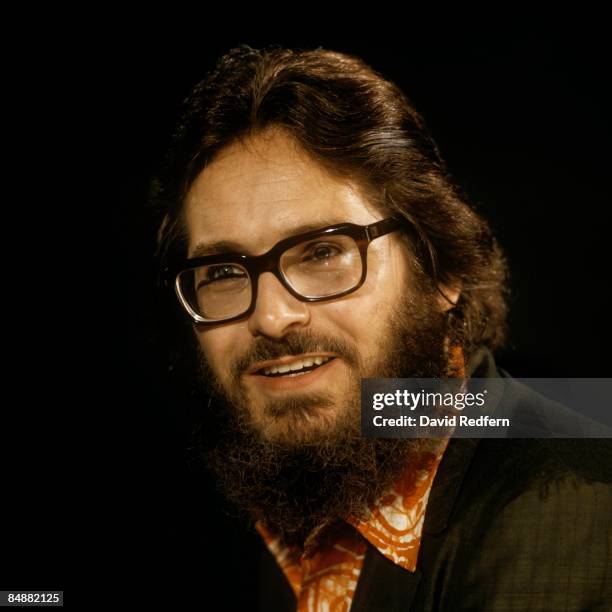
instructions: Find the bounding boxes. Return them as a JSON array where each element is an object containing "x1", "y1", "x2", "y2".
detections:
[{"x1": 194, "y1": 283, "x2": 455, "y2": 549}]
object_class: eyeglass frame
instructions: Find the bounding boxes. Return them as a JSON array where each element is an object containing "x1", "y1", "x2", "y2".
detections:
[{"x1": 164, "y1": 216, "x2": 404, "y2": 326}]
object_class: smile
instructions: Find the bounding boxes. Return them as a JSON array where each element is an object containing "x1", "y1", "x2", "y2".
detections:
[{"x1": 255, "y1": 356, "x2": 336, "y2": 377}]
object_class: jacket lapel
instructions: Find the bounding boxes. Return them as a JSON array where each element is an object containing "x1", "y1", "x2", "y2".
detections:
[
  {"x1": 349, "y1": 437, "x2": 480, "y2": 611},
  {"x1": 423, "y1": 437, "x2": 481, "y2": 534},
  {"x1": 423, "y1": 344, "x2": 500, "y2": 535},
  {"x1": 350, "y1": 544, "x2": 422, "y2": 612}
]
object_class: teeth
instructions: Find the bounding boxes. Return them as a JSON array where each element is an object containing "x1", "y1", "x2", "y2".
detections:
[{"x1": 260, "y1": 356, "x2": 332, "y2": 376}]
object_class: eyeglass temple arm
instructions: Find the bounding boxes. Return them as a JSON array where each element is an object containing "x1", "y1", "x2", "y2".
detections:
[{"x1": 366, "y1": 217, "x2": 402, "y2": 242}]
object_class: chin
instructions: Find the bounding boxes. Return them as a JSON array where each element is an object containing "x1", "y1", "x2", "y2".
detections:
[{"x1": 255, "y1": 403, "x2": 349, "y2": 446}]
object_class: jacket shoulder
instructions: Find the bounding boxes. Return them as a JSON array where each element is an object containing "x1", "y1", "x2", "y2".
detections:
[
  {"x1": 448, "y1": 438, "x2": 612, "y2": 610},
  {"x1": 442, "y1": 367, "x2": 612, "y2": 609}
]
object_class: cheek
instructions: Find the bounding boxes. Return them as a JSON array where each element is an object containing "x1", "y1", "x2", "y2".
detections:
[
  {"x1": 313, "y1": 247, "x2": 409, "y2": 355},
  {"x1": 313, "y1": 292, "x2": 392, "y2": 356},
  {"x1": 195, "y1": 327, "x2": 241, "y2": 379}
]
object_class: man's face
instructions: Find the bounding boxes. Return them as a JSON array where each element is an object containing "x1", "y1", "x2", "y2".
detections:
[{"x1": 184, "y1": 128, "x2": 451, "y2": 446}]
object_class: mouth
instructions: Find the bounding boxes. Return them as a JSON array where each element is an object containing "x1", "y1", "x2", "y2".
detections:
[
  {"x1": 250, "y1": 355, "x2": 337, "y2": 378},
  {"x1": 245, "y1": 353, "x2": 341, "y2": 394}
]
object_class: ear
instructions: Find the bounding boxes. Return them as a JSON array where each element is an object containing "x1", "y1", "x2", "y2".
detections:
[{"x1": 436, "y1": 282, "x2": 461, "y2": 313}]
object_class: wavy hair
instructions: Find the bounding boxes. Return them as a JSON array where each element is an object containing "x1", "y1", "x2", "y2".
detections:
[{"x1": 151, "y1": 44, "x2": 509, "y2": 355}]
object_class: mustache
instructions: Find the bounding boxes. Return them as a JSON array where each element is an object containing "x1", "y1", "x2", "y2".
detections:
[{"x1": 230, "y1": 330, "x2": 360, "y2": 380}]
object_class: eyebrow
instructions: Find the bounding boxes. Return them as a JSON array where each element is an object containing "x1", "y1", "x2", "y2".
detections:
[{"x1": 189, "y1": 219, "x2": 351, "y2": 258}]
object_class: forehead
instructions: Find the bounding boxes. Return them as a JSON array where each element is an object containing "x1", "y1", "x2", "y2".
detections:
[{"x1": 184, "y1": 129, "x2": 381, "y2": 256}]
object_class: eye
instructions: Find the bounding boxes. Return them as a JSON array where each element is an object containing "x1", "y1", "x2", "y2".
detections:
[
  {"x1": 198, "y1": 264, "x2": 247, "y2": 287},
  {"x1": 303, "y1": 242, "x2": 343, "y2": 262}
]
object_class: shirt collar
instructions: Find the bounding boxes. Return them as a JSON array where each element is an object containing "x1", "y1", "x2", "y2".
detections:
[{"x1": 346, "y1": 438, "x2": 448, "y2": 571}]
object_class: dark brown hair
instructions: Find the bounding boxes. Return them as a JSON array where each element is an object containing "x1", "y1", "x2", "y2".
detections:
[{"x1": 151, "y1": 44, "x2": 509, "y2": 355}]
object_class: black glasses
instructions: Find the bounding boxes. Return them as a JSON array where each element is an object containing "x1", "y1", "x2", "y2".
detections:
[{"x1": 165, "y1": 217, "x2": 402, "y2": 325}]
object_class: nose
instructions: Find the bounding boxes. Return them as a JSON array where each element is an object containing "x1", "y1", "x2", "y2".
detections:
[{"x1": 247, "y1": 271, "x2": 310, "y2": 339}]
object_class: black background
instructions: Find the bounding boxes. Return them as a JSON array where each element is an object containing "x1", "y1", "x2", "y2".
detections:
[{"x1": 3, "y1": 19, "x2": 610, "y2": 608}]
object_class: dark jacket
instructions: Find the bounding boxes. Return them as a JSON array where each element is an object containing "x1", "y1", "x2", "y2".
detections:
[{"x1": 258, "y1": 347, "x2": 612, "y2": 611}]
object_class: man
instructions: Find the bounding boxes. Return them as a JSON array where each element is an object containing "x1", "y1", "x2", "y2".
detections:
[{"x1": 152, "y1": 45, "x2": 611, "y2": 610}]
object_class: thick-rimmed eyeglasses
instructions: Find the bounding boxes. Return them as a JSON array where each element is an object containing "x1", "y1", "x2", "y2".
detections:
[{"x1": 165, "y1": 217, "x2": 403, "y2": 325}]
